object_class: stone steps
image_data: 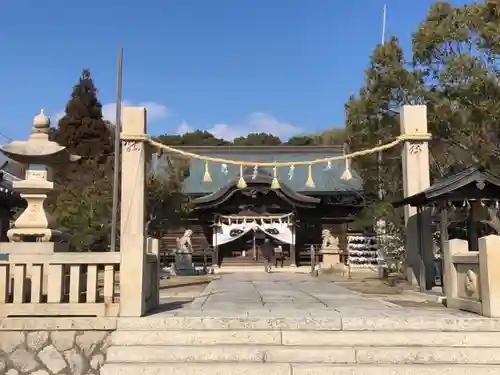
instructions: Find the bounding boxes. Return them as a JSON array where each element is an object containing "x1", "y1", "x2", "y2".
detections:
[
  {"x1": 214, "y1": 266, "x2": 310, "y2": 274},
  {"x1": 101, "y1": 316, "x2": 500, "y2": 374},
  {"x1": 114, "y1": 315, "x2": 500, "y2": 331},
  {"x1": 102, "y1": 363, "x2": 500, "y2": 375},
  {"x1": 106, "y1": 344, "x2": 500, "y2": 364},
  {"x1": 110, "y1": 329, "x2": 500, "y2": 346}
]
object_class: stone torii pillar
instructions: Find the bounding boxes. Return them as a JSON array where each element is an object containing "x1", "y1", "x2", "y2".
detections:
[
  {"x1": 400, "y1": 105, "x2": 434, "y2": 290},
  {"x1": 119, "y1": 107, "x2": 148, "y2": 317}
]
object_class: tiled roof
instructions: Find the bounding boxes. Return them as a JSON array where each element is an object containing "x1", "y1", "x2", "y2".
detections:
[
  {"x1": 393, "y1": 166, "x2": 500, "y2": 207},
  {"x1": 156, "y1": 146, "x2": 362, "y2": 194},
  {"x1": 0, "y1": 153, "x2": 23, "y2": 184}
]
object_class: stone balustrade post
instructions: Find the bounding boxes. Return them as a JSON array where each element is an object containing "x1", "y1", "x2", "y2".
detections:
[
  {"x1": 119, "y1": 107, "x2": 148, "y2": 317},
  {"x1": 444, "y1": 238, "x2": 467, "y2": 309},
  {"x1": 479, "y1": 235, "x2": 500, "y2": 317}
]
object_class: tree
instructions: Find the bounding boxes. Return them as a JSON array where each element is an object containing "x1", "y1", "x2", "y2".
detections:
[
  {"x1": 51, "y1": 69, "x2": 114, "y2": 251},
  {"x1": 345, "y1": 37, "x2": 422, "y2": 233},
  {"x1": 56, "y1": 69, "x2": 113, "y2": 158},
  {"x1": 285, "y1": 129, "x2": 346, "y2": 146},
  {"x1": 156, "y1": 130, "x2": 229, "y2": 147},
  {"x1": 233, "y1": 133, "x2": 282, "y2": 146},
  {"x1": 146, "y1": 158, "x2": 191, "y2": 237},
  {"x1": 412, "y1": 1, "x2": 500, "y2": 175},
  {"x1": 318, "y1": 128, "x2": 347, "y2": 145},
  {"x1": 344, "y1": 0, "x2": 500, "y2": 253},
  {"x1": 286, "y1": 135, "x2": 316, "y2": 145}
]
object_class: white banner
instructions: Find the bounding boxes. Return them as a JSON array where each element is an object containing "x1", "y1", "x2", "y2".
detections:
[
  {"x1": 213, "y1": 223, "x2": 254, "y2": 246},
  {"x1": 255, "y1": 222, "x2": 295, "y2": 244},
  {"x1": 212, "y1": 219, "x2": 295, "y2": 246}
]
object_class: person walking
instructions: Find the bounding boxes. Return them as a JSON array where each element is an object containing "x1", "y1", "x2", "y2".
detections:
[{"x1": 260, "y1": 238, "x2": 275, "y2": 273}]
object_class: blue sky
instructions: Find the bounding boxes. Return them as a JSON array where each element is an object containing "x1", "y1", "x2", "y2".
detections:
[{"x1": 0, "y1": 0, "x2": 469, "y2": 142}]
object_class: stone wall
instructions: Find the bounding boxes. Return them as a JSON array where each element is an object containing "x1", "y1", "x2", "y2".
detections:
[{"x1": 0, "y1": 319, "x2": 115, "y2": 375}]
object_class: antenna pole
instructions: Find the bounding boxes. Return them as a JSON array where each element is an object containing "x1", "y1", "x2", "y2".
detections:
[
  {"x1": 381, "y1": 4, "x2": 387, "y2": 44},
  {"x1": 110, "y1": 47, "x2": 123, "y2": 252},
  {"x1": 377, "y1": 5, "x2": 387, "y2": 201}
]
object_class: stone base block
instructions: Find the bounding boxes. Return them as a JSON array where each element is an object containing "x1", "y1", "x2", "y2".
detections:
[
  {"x1": 321, "y1": 252, "x2": 340, "y2": 266},
  {"x1": 0, "y1": 242, "x2": 68, "y2": 255}
]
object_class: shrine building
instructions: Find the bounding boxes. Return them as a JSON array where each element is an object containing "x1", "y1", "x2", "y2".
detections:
[
  {"x1": 0, "y1": 159, "x2": 24, "y2": 242},
  {"x1": 160, "y1": 145, "x2": 367, "y2": 268}
]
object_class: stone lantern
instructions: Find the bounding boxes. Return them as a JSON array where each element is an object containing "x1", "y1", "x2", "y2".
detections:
[{"x1": 0, "y1": 110, "x2": 79, "y2": 250}]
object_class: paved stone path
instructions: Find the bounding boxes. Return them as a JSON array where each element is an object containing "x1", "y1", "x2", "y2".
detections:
[{"x1": 154, "y1": 272, "x2": 476, "y2": 319}]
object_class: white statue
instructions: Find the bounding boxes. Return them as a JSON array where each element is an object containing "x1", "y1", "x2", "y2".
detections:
[
  {"x1": 320, "y1": 229, "x2": 339, "y2": 252},
  {"x1": 176, "y1": 229, "x2": 193, "y2": 253},
  {"x1": 320, "y1": 229, "x2": 341, "y2": 266}
]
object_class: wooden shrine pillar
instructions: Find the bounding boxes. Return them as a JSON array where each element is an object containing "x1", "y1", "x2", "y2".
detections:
[
  {"x1": 468, "y1": 201, "x2": 484, "y2": 252},
  {"x1": 440, "y1": 201, "x2": 449, "y2": 295},
  {"x1": 212, "y1": 224, "x2": 219, "y2": 268}
]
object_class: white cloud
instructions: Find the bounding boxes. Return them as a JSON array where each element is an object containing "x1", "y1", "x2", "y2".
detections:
[
  {"x1": 53, "y1": 111, "x2": 65, "y2": 121},
  {"x1": 52, "y1": 101, "x2": 170, "y2": 124},
  {"x1": 176, "y1": 121, "x2": 193, "y2": 135},
  {"x1": 176, "y1": 112, "x2": 301, "y2": 140}
]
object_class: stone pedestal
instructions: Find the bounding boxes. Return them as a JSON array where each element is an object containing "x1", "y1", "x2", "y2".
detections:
[
  {"x1": 7, "y1": 174, "x2": 61, "y2": 242},
  {"x1": 174, "y1": 253, "x2": 197, "y2": 276},
  {"x1": 0, "y1": 242, "x2": 68, "y2": 254},
  {"x1": 321, "y1": 251, "x2": 340, "y2": 267}
]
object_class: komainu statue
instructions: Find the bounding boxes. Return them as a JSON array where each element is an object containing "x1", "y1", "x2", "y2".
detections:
[
  {"x1": 320, "y1": 229, "x2": 341, "y2": 266},
  {"x1": 320, "y1": 229, "x2": 339, "y2": 252},
  {"x1": 176, "y1": 229, "x2": 194, "y2": 253}
]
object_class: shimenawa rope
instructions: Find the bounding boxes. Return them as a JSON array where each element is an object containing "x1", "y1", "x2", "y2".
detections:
[{"x1": 120, "y1": 133, "x2": 432, "y2": 167}]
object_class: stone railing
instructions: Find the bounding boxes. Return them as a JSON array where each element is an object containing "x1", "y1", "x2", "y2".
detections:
[
  {"x1": 0, "y1": 252, "x2": 120, "y2": 317},
  {"x1": 444, "y1": 235, "x2": 500, "y2": 317}
]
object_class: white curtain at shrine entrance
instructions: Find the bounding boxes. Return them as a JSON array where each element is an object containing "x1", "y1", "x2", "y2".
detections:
[
  {"x1": 256, "y1": 221, "x2": 294, "y2": 244},
  {"x1": 212, "y1": 215, "x2": 295, "y2": 246},
  {"x1": 212, "y1": 224, "x2": 254, "y2": 246}
]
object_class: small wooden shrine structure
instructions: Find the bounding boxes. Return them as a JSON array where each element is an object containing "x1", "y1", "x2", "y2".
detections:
[{"x1": 393, "y1": 166, "x2": 500, "y2": 290}]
